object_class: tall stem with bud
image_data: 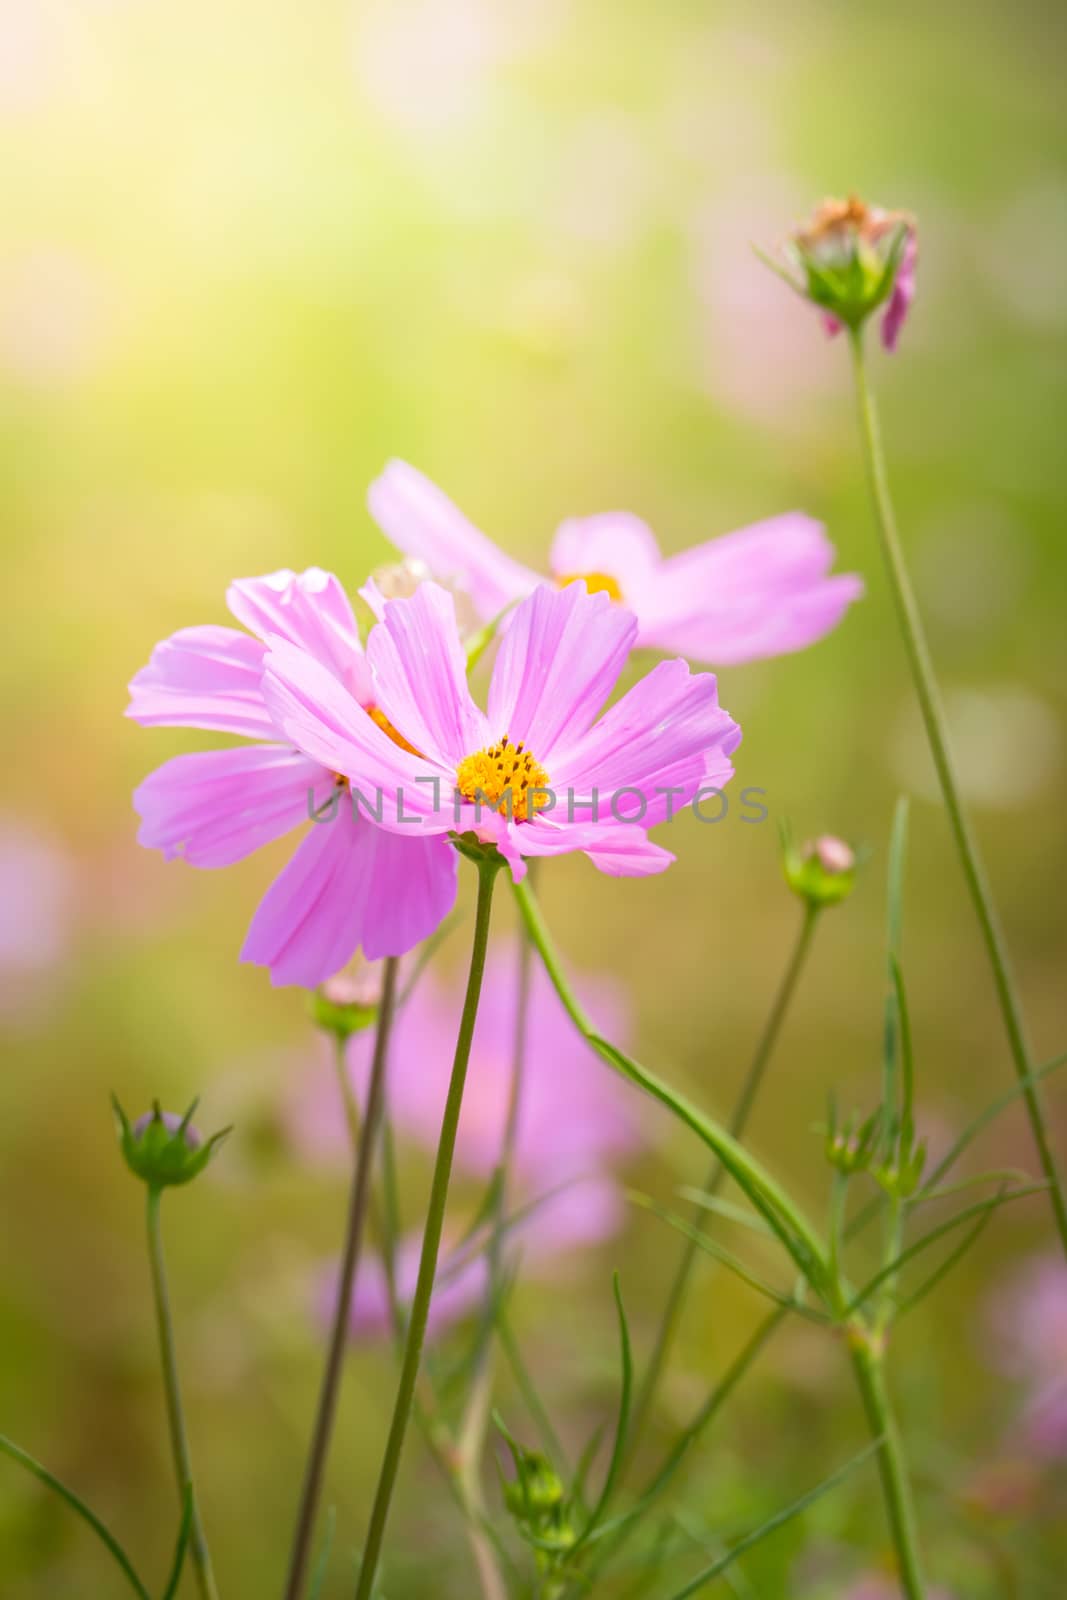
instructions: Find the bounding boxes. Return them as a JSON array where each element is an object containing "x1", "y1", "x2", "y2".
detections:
[{"x1": 848, "y1": 326, "x2": 1067, "y2": 1260}]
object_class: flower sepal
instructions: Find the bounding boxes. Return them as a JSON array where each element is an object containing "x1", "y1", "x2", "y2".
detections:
[
  {"x1": 451, "y1": 831, "x2": 508, "y2": 872},
  {"x1": 112, "y1": 1096, "x2": 230, "y2": 1189}
]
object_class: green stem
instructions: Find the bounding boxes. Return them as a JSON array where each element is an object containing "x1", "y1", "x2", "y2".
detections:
[
  {"x1": 848, "y1": 326, "x2": 1067, "y2": 1259},
  {"x1": 510, "y1": 876, "x2": 831, "y2": 1298},
  {"x1": 145, "y1": 1187, "x2": 219, "y2": 1600},
  {"x1": 627, "y1": 903, "x2": 819, "y2": 1456},
  {"x1": 284, "y1": 956, "x2": 400, "y2": 1600},
  {"x1": 354, "y1": 856, "x2": 502, "y2": 1600},
  {"x1": 848, "y1": 1334, "x2": 926, "y2": 1599}
]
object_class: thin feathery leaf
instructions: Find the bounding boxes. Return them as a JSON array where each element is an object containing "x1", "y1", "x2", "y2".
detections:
[{"x1": 160, "y1": 1484, "x2": 194, "y2": 1600}]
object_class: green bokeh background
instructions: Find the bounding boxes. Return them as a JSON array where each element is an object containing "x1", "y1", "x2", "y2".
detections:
[{"x1": 2, "y1": 2, "x2": 1065, "y2": 1594}]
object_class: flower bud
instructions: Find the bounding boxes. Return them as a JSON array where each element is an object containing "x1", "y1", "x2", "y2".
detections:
[
  {"x1": 825, "y1": 1100, "x2": 882, "y2": 1176},
  {"x1": 783, "y1": 831, "x2": 857, "y2": 909},
  {"x1": 309, "y1": 957, "x2": 384, "y2": 1040},
  {"x1": 113, "y1": 1096, "x2": 230, "y2": 1188},
  {"x1": 765, "y1": 195, "x2": 917, "y2": 351}
]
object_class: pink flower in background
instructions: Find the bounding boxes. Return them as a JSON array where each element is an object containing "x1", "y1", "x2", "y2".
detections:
[
  {"x1": 985, "y1": 1253, "x2": 1067, "y2": 1458},
  {"x1": 262, "y1": 579, "x2": 741, "y2": 882},
  {"x1": 0, "y1": 818, "x2": 74, "y2": 1019},
  {"x1": 290, "y1": 944, "x2": 643, "y2": 1184},
  {"x1": 320, "y1": 1177, "x2": 626, "y2": 1343},
  {"x1": 788, "y1": 195, "x2": 918, "y2": 353},
  {"x1": 127, "y1": 569, "x2": 457, "y2": 987},
  {"x1": 367, "y1": 461, "x2": 861, "y2": 666}
]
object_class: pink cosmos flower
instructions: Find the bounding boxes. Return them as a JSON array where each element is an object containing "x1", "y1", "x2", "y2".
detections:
[
  {"x1": 260, "y1": 579, "x2": 741, "y2": 882},
  {"x1": 127, "y1": 568, "x2": 458, "y2": 987},
  {"x1": 290, "y1": 945, "x2": 644, "y2": 1183},
  {"x1": 365, "y1": 461, "x2": 861, "y2": 666}
]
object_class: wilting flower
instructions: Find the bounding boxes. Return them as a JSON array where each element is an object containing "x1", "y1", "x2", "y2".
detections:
[
  {"x1": 261, "y1": 579, "x2": 741, "y2": 881},
  {"x1": 367, "y1": 461, "x2": 861, "y2": 665},
  {"x1": 290, "y1": 945, "x2": 642, "y2": 1182},
  {"x1": 772, "y1": 194, "x2": 918, "y2": 352},
  {"x1": 127, "y1": 569, "x2": 458, "y2": 986}
]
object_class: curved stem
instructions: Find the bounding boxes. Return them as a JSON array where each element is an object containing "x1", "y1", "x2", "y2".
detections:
[
  {"x1": 627, "y1": 902, "x2": 820, "y2": 1455},
  {"x1": 848, "y1": 1335, "x2": 926, "y2": 1599},
  {"x1": 145, "y1": 1187, "x2": 219, "y2": 1600},
  {"x1": 355, "y1": 857, "x2": 501, "y2": 1600},
  {"x1": 848, "y1": 326, "x2": 1067, "y2": 1259},
  {"x1": 283, "y1": 956, "x2": 400, "y2": 1600},
  {"x1": 510, "y1": 876, "x2": 831, "y2": 1297}
]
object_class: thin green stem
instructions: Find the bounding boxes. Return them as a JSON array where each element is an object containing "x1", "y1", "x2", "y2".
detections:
[
  {"x1": 848, "y1": 326, "x2": 1067, "y2": 1259},
  {"x1": 848, "y1": 1336, "x2": 926, "y2": 1599},
  {"x1": 510, "y1": 875, "x2": 831, "y2": 1297},
  {"x1": 145, "y1": 1187, "x2": 219, "y2": 1600},
  {"x1": 627, "y1": 902, "x2": 820, "y2": 1457},
  {"x1": 354, "y1": 856, "x2": 502, "y2": 1600},
  {"x1": 284, "y1": 956, "x2": 400, "y2": 1600}
]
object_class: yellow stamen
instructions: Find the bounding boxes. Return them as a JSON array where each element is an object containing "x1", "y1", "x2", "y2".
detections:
[
  {"x1": 366, "y1": 704, "x2": 422, "y2": 756},
  {"x1": 556, "y1": 570, "x2": 624, "y2": 604},
  {"x1": 455, "y1": 734, "x2": 550, "y2": 823}
]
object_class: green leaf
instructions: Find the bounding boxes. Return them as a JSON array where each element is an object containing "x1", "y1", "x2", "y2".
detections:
[
  {"x1": 307, "y1": 1505, "x2": 336, "y2": 1600},
  {"x1": 920, "y1": 1048, "x2": 1067, "y2": 1193},
  {"x1": 570, "y1": 1275, "x2": 633, "y2": 1556},
  {"x1": 882, "y1": 797, "x2": 909, "y2": 1149},
  {"x1": 844, "y1": 1184, "x2": 1049, "y2": 1315},
  {"x1": 628, "y1": 1193, "x2": 827, "y2": 1324},
  {"x1": 664, "y1": 1440, "x2": 881, "y2": 1599},
  {"x1": 0, "y1": 1433, "x2": 151, "y2": 1600},
  {"x1": 674, "y1": 1190, "x2": 774, "y2": 1237},
  {"x1": 160, "y1": 1484, "x2": 194, "y2": 1600}
]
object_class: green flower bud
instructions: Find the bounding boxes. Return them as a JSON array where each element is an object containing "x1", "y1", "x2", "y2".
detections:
[
  {"x1": 783, "y1": 832, "x2": 858, "y2": 909},
  {"x1": 113, "y1": 1096, "x2": 230, "y2": 1188},
  {"x1": 824, "y1": 1099, "x2": 882, "y2": 1177}
]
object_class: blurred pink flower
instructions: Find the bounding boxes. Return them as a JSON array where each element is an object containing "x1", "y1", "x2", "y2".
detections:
[
  {"x1": 368, "y1": 462, "x2": 861, "y2": 667},
  {"x1": 320, "y1": 1174, "x2": 626, "y2": 1343},
  {"x1": 127, "y1": 568, "x2": 457, "y2": 987},
  {"x1": 986, "y1": 1253, "x2": 1067, "y2": 1458},
  {"x1": 262, "y1": 579, "x2": 740, "y2": 882},
  {"x1": 0, "y1": 818, "x2": 74, "y2": 1017},
  {"x1": 291, "y1": 943, "x2": 643, "y2": 1185},
  {"x1": 844, "y1": 1581, "x2": 955, "y2": 1600}
]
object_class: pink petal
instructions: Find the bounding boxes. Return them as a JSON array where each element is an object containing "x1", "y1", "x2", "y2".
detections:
[
  {"x1": 366, "y1": 582, "x2": 489, "y2": 769},
  {"x1": 511, "y1": 819, "x2": 676, "y2": 877},
  {"x1": 487, "y1": 582, "x2": 637, "y2": 760},
  {"x1": 134, "y1": 746, "x2": 331, "y2": 867},
  {"x1": 126, "y1": 625, "x2": 274, "y2": 738},
  {"x1": 547, "y1": 512, "x2": 661, "y2": 601},
  {"x1": 551, "y1": 657, "x2": 740, "y2": 822},
  {"x1": 882, "y1": 232, "x2": 917, "y2": 352},
  {"x1": 639, "y1": 514, "x2": 863, "y2": 664},
  {"x1": 226, "y1": 568, "x2": 368, "y2": 694},
  {"x1": 260, "y1": 639, "x2": 446, "y2": 831},
  {"x1": 242, "y1": 804, "x2": 456, "y2": 987},
  {"x1": 367, "y1": 460, "x2": 541, "y2": 623}
]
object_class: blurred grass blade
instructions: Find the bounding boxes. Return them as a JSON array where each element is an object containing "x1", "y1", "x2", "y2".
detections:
[
  {"x1": 890, "y1": 955, "x2": 915, "y2": 1150},
  {"x1": 628, "y1": 1193, "x2": 826, "y2": 1324},
  {"x1": 0, "y1": 1433, "x2": 151, "y2": 1600},
  {"x1": 921, "y1": 1048, "x2": 1067, "y2": 1193},
  {"x1": 911, "y1": 1168, "x2": 1033, "y2": 1208},
  {"x1": 570, "y1": 1275, "x2": 633, "y2": 1556},
  {"x1": 895, "y1": 1201, "x2": 1000, "y2": 1318},
  {"x1": 882, "y1": 797, "x2": 910, "y2": 1147},
  {"x1": 664, "y1": 1440, "x2": 881, "y2": 1599},
  {"x1": 307, "y1": 1505, "x2": 336, "y2": 1600},
  {"x1": 846, "y1": 1184, "x2": 1049, "y2": 1314},
  {"x1": 674, "y1": 1191, "x2": 774, "y2": 1237},
  {"x1": 160, "y1": 1483, "x2": 194, "y2": 1600}
]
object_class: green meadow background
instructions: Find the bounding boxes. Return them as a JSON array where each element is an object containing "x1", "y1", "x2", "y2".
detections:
[{"x1": 2, "y1": 2, "x2": 1065, "y2": 1594}]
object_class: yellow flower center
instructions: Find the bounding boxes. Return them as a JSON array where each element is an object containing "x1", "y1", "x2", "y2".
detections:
[
  {"x1": 366, "y1": 703, "x2": 423, "y2": 756},
  {"x1": 455, "y1": 735, "x2": 551, "y2": 823},
  {"x1": 556, "y1": 570, "x2": 623, "y2": 603}
]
